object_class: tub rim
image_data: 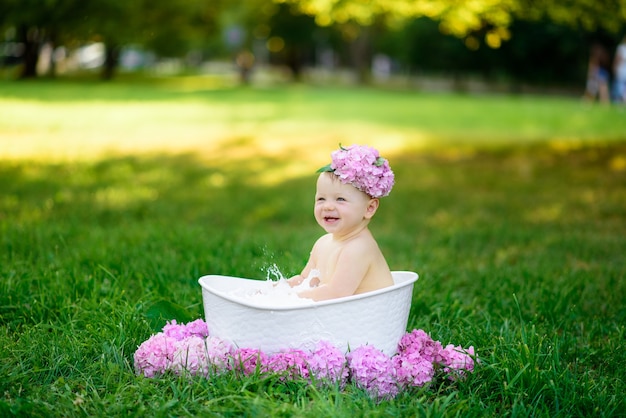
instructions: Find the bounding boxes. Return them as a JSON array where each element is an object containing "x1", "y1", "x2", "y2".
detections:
[{"x1": 198, "y1": 270, "x2": 418, "y2": 311}]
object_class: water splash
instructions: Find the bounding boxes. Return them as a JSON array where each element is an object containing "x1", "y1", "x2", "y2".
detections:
[{"x1": 264, "y1": 263, "x2": 286, "y2": 281}]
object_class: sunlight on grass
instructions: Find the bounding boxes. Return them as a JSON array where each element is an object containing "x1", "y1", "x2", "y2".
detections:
[
  {"x1": 152, "y1": 74, "x2": 238, "y2": 91},
  {"x1": 0, "y1": 98, "x2": 423, "y2": 186},
  {"x1": 0, "y1": 107, "x2": 418, "y2": 166},
  {"x1": 3, "y1": 80, "x2": 625, "y2": 175},
  {"x1": 95, "y1": 185, "x2": 159, "y2": 209},
  {"x1": 524, "y1": 203, "x2": 563, "y2": 223}
]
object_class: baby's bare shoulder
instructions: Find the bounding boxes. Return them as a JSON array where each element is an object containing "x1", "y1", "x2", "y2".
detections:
[
  {"x1": 313, "y1": 233, "x2": 333, "y2": 247},
  {"x1": 341, "y1": 234, "x2": 380, "y2": 256}
]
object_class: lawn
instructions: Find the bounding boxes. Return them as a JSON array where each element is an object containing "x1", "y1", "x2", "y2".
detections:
[{"x1": 1, "y1": 78, "x2": 625, "y2": 416}]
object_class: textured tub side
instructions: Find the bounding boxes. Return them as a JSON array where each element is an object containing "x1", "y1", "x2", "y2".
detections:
[{"x1": 199, "y1": 272, "x2": 418, "y2": 355}]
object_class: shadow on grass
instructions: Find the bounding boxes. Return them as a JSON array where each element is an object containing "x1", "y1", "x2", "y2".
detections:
[
  {"x1": 1, "y1": 142, "x2": 624, "y2": 323},
  {"x1": 0, "y1": 150, "x2": 310, "y2": 226},
  {"x1": 0, "y1": 76, "x2": 242, "y2": 102}
]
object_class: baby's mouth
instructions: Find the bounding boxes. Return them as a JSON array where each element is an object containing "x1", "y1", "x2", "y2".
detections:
[{"x1": 324, "y1": 216, "x2": 339, "y2": 222}]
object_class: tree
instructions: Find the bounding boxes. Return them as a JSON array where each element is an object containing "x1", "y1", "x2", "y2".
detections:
[
  {"x1": 0, "y1": 0, "x2": 222, "y2": 79},
  {"x1": 275, "y1": 0, "x2": 519, "y2": 47},
  {"x1": 80, "y1": 0, "x2": 221, "y2": 80},
  {"x1": 0, "y1": 0, "x2": 88, "y2": 78},
  {"x1": 274, "y1": 0, "x2": 626, "y2": 83},
  {"x1": 267, "y1": 3, "x2": 319, "y2": 80},
  {"x1": 277, "y1": 0, "x2": 626, "y2": 42},
  {"x1": 377, "y1": 16, "x2": 590, "y2": 86},
  {"x1": 216, "y1": 0, "x2": 321, "y2": 82},
  {"x1": 516, "y1": 0, "x2": 626, "y2": 35}
]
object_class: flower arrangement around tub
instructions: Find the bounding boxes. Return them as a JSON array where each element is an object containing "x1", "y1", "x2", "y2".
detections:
[{"x1": 134, "y1": 319, "x2": 475, "y2": 400}]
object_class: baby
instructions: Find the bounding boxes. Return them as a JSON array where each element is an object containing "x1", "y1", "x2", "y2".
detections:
[{"x1": 287, "y1": 144, "x2": 395, "y2": 301}]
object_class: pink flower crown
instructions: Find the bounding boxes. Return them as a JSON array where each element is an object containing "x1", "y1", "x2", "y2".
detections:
[{"x1": 317, "y1": 144, "x2": 395, "y2": 198}]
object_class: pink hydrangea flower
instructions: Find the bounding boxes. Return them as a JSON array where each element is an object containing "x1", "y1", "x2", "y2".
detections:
[
  {"x1": 171, "y1": 335, "x2": 232, "y2": 377},
  {"x1": 320, "y1": 144, "x2": 395, "y2": 198},
  {"x1": 397, "y1": 329, "x2": 444, "y2": 363},
  {"x1": 133, "y1": 319, "x2": 477, "y2": 400},
  {"x1": 134, "y1": 333, "x2": 178, "y2": 377},
  {"x1": 231, "y1": 347, "x2": 268, "y2": 375},
  {"x1": 307, "y1": 341, "x2": 349, "y2": 386},
  {"x1": 204, "y1": 336, "x2": 233, "y2": 369},
  {"x1": 347, "y1": 345, "x2": 398, "y2": 400},
  {"x1": 440, "y1": 344, "x2": 475, "y2": 379},
  {"x1": 266, "y1": 348, "x2": 311, "y2": 381},
  {"x1": 135, "y1": 319, "x2": 213, "y2": 377},
  {"x1": 171, "y1": 335, "x2": 232, "y2": 376},
  {"x1": 393, "y1": 351, "x2": 435, "y2": 387},
  {"x1": 184, "y1": 318, "x2": 210, "y2": 338},
  {"x1": 171, "y1": 336, "x2": 211, "y2": 376},
  {"x1": 163, "y1": 318, "x2": 208, "y2": 340}
]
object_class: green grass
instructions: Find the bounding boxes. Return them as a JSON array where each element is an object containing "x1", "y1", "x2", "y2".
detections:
[{"x1": 1, "y1": 78, "x2": 625, "y2": 417}]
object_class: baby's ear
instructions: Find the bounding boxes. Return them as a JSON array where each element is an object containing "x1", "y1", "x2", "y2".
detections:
[{"x1": 364, "y1": 198, "x2": 379, "y2": 219}]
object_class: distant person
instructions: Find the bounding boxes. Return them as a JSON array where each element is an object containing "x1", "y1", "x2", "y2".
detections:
[
  {"x1": 613, "y1": 36, "x2": 626, "y2": 103},
  {"x1": 287, "y1": 145, "x2": 395, "y2": 301},
  {"x1": 236, "y1": 50, "x2": 255, "y2": 85},
  {"x1": 584, "y1": 43, "x2": 610, "y2": 103}
]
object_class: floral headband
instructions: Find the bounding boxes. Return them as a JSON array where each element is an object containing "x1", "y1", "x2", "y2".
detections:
[{"x1": 317, "y1": 144, "x2": 395, "y2": 198}]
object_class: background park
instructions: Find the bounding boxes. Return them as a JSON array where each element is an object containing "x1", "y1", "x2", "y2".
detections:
[{"x1": 1, "y1": 0, "x2": 626, "y2": 416}]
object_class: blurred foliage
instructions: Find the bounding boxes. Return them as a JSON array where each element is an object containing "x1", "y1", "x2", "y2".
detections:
[
  {"x1": 377, "y1": 17, "x2": 590, "y2": 85},
  {"x1": 278, "y1": 0, "x2": 626, "y2": 44},
  {"x1": 0, "y1": 0, "x2": 624, "y2": 84}
]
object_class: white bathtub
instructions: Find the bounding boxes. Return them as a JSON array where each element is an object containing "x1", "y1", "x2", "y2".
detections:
[{"x1": 198, "y1": 271, "x2": 418, "y2": 355}]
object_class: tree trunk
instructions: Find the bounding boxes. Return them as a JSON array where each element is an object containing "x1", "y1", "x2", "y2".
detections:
[
  {"x1": 101, "y1": 43, "x2": 120, "y2": 81},
  {"x1": 18, "y1": 24, "x2": 41, "y2": 79},
  {"x1": 286, "y1": 47, "x2": 303, "y2": 81},
  {"x1": 45, "y1": 30, "x2": 59, "y2": 78},
  {"x1": 350, "y1": 26, "x2": 372, "y2": 84}
]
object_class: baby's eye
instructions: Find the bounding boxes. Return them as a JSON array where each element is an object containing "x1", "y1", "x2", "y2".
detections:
[
  {"x1": 337, "y1": 197, "x2": 346, "y2": 202},
  {"x1": 316, "y1": 197, "x2": 325, "y2": 202}
]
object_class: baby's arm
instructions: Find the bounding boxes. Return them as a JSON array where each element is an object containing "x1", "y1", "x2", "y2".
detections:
[
  {"x1": 287, "y1": 236, "x2": 324, "y2": 287},
  {"x1": 297, "y1": 241, "x2": 370, "y2": 301},
  {"x1": 286, "y1": 246, "x2": 318, "y2": 287}
]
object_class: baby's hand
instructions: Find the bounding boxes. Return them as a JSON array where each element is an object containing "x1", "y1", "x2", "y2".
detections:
[
  {"x1": 309, "y1": 276, "x2": 320, "y2": 287},
  {"x1": 286, "y1": 275, "x2": 303, "y2": 287}
]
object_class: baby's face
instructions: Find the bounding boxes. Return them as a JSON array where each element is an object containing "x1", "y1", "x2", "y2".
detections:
[{"x1": 314, "y1": 173, "x2": 376, "y2": 236}]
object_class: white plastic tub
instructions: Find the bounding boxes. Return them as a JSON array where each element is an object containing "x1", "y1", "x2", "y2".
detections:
[{"x1": 198, "y1": 271, "x2": 418, "y2": 355}]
